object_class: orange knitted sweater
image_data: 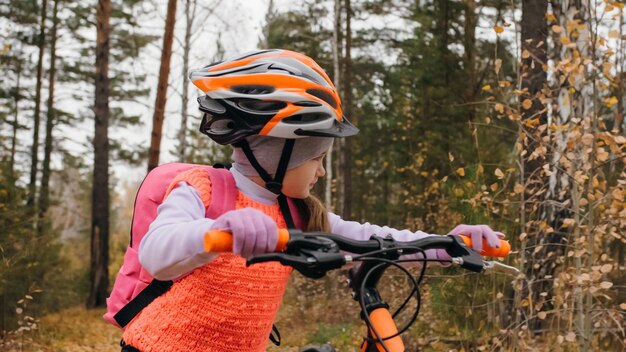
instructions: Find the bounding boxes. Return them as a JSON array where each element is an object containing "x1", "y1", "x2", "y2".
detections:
[{"x1": 122, "y1": 169, "x2": 293, "y2": 352}]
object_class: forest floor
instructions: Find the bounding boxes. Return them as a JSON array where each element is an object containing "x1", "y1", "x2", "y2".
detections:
[
  {"x1": 2, "y1": 306, "x2": 120, "y2": 352},
  {"x1": 0, "y1": 305, "x2": 363, "y2": 352}
]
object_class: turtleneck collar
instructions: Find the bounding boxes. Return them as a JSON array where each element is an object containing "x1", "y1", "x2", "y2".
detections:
[{"x1": 230, "y1": 165, "x2": 279, "y2": 205}]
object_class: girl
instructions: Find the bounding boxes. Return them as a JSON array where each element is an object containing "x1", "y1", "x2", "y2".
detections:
[{"x1": 120, "y1": 49, "x2": 504, "y2": 351}]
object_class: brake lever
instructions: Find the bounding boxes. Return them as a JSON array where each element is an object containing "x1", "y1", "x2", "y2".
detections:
[
  {"x1": 446, "y1": 235, "x2": 485, "y2": 272},
  {"x1": 246, "y1": 250, "x2": 346, "y2": 279},
  {"x1": 482, "y1": 261, "x2": 520, "y2": 275}
]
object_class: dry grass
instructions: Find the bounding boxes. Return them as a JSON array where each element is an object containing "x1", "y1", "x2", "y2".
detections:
[{"x1": 2, "y1": 306, "x2": 120, "y2": 352}]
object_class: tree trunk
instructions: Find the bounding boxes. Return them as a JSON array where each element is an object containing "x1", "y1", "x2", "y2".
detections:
[
  {"x1": 328, "y1": 0, "x2": 342, "y2": 211},
  {"x1": 148, "y1": 0, "x2": 178, "y2": 171},
  {"x1": 614, "y1": 12, "x2": 624, "y2": 135},
  {"x1": 10, "y1": 49, "x2": 23, "y2": 186},
  {"x1": 518, "y1": 0, "x2": 549, "y2": 334},
  {"x1": 339, "y1": 0, "x2": 353, "y2": 219},
  {"x1": 178, "y1": 0, "x2": 196, "y2": 162},
  {"x1": 463, "y1": 0, "x2": 478, "y2": 122},
  {"x1": 88, "y1": 0, "x2": 112, "y2": 308},
  {"x1": 27, "y1": 0, "x2": 48, "y2": 212},
  {"x1": 38, "y1": 0, "x2": 59, "y2": 233}
]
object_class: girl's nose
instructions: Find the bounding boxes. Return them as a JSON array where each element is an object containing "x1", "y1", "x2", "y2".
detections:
[{"x1": 317, "y1": 161, "x2": 326, "y2": 177}]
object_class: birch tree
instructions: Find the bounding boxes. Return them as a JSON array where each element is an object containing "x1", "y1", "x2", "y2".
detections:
[{"x1": 327, "y1": 0, "x2": 342, "y2": 211}]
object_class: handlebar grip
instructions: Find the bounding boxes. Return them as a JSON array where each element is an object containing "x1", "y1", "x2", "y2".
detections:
[
  {"x1": 459, "y1": 235, "x2": 510, "y2": 257},
  {"x1": 203, "y1": 228, "x2": 291, "y2": 253}
]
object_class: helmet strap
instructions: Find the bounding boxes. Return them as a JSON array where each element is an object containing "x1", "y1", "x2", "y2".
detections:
[{"x1": 233, "y1": 138, "x2": 297, "y2": 229}]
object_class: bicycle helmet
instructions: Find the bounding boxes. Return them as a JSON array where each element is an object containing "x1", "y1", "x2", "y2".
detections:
[{"x1": 189, "y1": 49, "x2": 358, "y2": 145}]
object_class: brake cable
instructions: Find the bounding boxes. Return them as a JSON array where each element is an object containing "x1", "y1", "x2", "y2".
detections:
[{"x1": 351, "y1": 246, "x2": 434, "y2": 352}]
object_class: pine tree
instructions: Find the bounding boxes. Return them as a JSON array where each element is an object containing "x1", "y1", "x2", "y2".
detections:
[
  {"x1": 88, "y1": 0, "x2": 112, "y2": 309},
  {"x1": 147, "y1": 0, "x2": 177, "y2": 171}
]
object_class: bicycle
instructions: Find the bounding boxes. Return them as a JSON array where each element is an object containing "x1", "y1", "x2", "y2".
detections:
[{"x1": 204, "y1": 229, "x2": 516, "y2": 352}]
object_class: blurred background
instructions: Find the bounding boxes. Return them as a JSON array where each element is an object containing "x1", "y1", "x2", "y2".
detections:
[{"x1": 0, "y1": 0, "x2": 624, "y2": 350}]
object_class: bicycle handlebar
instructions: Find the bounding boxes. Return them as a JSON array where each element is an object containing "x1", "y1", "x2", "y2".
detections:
[
  {"x1": 202, "y1": 229, "x2": 513, "y2": 352},
  {"x1": 203, "y1": 229, "x2": 510, "y2": 258}
]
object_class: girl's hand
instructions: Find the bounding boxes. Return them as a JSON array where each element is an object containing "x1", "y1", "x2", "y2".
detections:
[
  {"x1": 448, "y1": 224, "x2": 505, "y2": 253},
  {"x1": 210, "y1": 208, "x2": 278, "y2": 257}
]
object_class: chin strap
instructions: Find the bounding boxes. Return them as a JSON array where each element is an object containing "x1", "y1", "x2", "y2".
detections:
[{"x1": 233, "y1": 138, "x2": 296, "y2": 228}]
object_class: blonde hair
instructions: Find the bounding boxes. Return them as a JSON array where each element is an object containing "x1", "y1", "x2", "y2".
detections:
[{"x1": 295, "y1": 194, "x2": 330, "y2": 232}]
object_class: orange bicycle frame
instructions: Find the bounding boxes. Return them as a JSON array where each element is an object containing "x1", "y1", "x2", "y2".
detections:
[{"x1": 360, "y1": 308, "x2": 404, "y2": 351}]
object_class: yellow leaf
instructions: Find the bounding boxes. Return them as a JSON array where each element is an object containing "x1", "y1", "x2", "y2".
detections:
[
  {"x1": 522, "y1": 99, "x2": 533, "y2": 110},
  {"x1": 494, "y1": 168, "x2": 504, "y2": 179},
  {"x1": 448, "y1": 152, "x2": 454, "y2": 162},
  {"x1": 560, "y1": 36, "x2": 570, "y2": 45},
  {"x1": 605, "y1": 96, "x2": 618, "y2": 107},
  {"x1": 490, "y1": 183, "x2": 498, "y2": 192},
  {"x1": 537, "y1": 311, "x2": 547, "y2": 320},
  {"x1": 600, "y1": 281, "x2": 613, "y2": 289},
  {"x1": 608, "y1": 30, "x2": 619, "y2": 39},
  {"x1": 454, "y1": 188, "x2": 464, "y2": 197},
  {"x1": 494, "y1": 26, "x2": 504, "y2": 34},
  {"x1": 552, "y1": 25, "x2": 562, "y2": 33},
  {"x1": 600, "y1": 264, "x2": 613, "y2": 273},
  {"x1": 581, "y1": 133, "x2": 594, "y2": 146},
  {"x1": 562, "y1": 218, "x2": 575, "y2": 227},
  {"x1": 456, "y1": 168, "x2": 465, "y2": 177},
  {"x1": 482, "y1": 84, "x2": 492, "y2": 91},
  {"x1": 620, "y1": 303, "x2": 626, "y2": 310},
  {"x1": 546, "y1": 13, "x2": 556, "y2": 22},
  {"x1": 522, "y1": 49, "x2": 530, "y2": 59},
  {"x1": 495, "y1": 103, "x2": 504, "y2": 113}
]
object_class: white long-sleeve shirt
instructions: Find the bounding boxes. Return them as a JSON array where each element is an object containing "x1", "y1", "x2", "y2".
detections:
[{"x1": 139, "y1": 167, "x2": 439, "y2": 280}]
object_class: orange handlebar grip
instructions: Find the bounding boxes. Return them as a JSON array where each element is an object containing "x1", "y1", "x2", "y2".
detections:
[
  {"x1": 203, "y1": 229, "x2": 292, "y2": 253},
  {"x1": 203, "y1": 230, "x2": 233, "y2": 253},
  {"x1": 275, "y1": 228, "x2": 290, "y2": 252},
  {"x1": 459, "y1": 236, "x2": 510, "y2": 257},
  {"x1": 365, "y1": 308, "x2": 405, "y2": 352}
]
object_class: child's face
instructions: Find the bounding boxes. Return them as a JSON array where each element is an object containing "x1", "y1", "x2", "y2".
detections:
[{"x1": 282, "y1": 152, "x2": 327, "y2": 199}]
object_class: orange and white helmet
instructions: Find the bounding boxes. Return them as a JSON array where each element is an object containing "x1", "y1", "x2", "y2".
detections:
[{"x1": 189, "y1": 49, "x2": 358, "y2": 145}]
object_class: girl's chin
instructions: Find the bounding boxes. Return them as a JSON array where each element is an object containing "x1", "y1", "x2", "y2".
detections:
[{"x1": 282, "y1": 189, "x2": 310, "y2": 199}]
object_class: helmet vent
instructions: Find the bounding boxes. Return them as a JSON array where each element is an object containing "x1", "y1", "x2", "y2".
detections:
[
  {"x1": 200, "y1": 114, "x2": 236, "y2": 135},
  {"x1": 236, "y1": 99, "x2": 287, "y2": 112},
  {"x1": 283, "y1": 113, "x2": 331, "y2": 124},
  {"x1": 231, "y1": 85, "x2": 275, "y2": 95},
  {"x1": 294, "y1": 101, "x2": 322, "y2": 107},
  {"x1": 197, "y1": 96, "x2": 226, "y2": 114},
  {"x1": 305, "y1": 89, "x2": 338, "y2": 109}
]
